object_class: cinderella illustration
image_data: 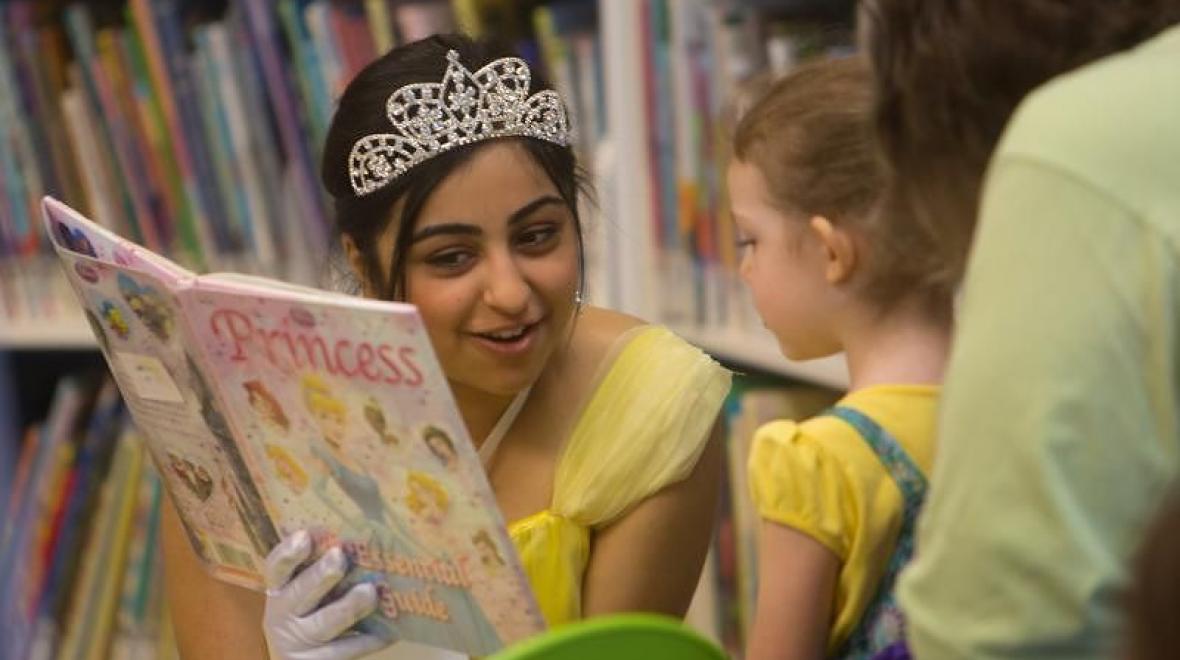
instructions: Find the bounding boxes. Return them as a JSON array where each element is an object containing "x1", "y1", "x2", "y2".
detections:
[{"x1": 299, "y1": 374, "x2": 501, "y2": 653}]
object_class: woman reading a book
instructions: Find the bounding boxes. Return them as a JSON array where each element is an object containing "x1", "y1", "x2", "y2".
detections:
[{"x1": 160, "y1": 34, "x2": 731, "y2": 659}]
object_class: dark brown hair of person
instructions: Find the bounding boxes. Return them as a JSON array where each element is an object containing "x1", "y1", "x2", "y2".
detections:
[
  {"x1": 1126, "y1": 488, "x2": 1180, "y2": 660},
  {"x1": 863, "y1": 0, "x2": 1180, "y2": 289}
]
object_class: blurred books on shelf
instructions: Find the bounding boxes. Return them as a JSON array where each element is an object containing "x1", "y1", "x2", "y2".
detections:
[{"x1": 0, "y1": 374, "x2": 175, "y2": 660}]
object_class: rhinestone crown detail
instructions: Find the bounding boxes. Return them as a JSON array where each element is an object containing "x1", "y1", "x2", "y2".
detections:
[{"x1": 348, "y1": 50, "x2": 571, "y2": 196}]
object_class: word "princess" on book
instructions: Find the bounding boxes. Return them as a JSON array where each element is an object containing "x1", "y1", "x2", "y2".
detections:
[{"x1": 210, "y1": 309, "x2": 424, "y2": 386}]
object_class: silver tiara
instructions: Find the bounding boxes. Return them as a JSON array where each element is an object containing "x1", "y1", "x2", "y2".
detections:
[{"x1": 348, "y1": 50, "x2": 571, "y2": 196}]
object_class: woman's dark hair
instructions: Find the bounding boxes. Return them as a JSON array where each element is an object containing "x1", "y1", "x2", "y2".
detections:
[
  {"x1": 863, "y1": 0, "x2": 1180, "y2": 290},
  {"x1": 321, "y1": 33, "x2": 587, "y2": 300}
]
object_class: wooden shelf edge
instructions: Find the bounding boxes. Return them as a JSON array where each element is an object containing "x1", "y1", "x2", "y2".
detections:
[
  {"x1": 670, "y1": 323, "x2": 849, "y2": 390},
  {"x1": 0, "y1": 318, "x2": 850, "y2": 390},
  {"x1": 0, "y1": 317, "x2": 97, "y2": 350}
]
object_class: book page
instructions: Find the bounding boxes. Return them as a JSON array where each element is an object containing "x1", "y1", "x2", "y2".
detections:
[
  {"x1": 200, "y1": 271, "x2": 357, "y2": 301},
  {"x1": 42, "y1": 196, "x2": 193, "y2": 287},
  {"x1": 48, "y1": 245, "x2": 276, "y2": 589},
  {"x1": 178, "y1": 280, "x2": 545, "y2": 656}
]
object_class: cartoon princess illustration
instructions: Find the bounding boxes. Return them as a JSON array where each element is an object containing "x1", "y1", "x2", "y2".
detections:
[
  {"x1": 99, "y1": 301, "x2": 130, "y2": 339},
  {"x1": 265, "y1": 444, "x2": 309, "y2": 494},
  {"x1": 303, "y1": 374, "x2": 394, "y2": 528},
  {"x1": 471, "y1": 529, "x2": 507, "y2": 571},
  {"x1": 300, "y1": 374, "x2": 500, "y2": 649},
  {"x1": 362, "y1": 397, "x2": 400, "y2": 446},
  {"x1": 422, "y1": 425, "x2": 458, "y2": 469},
  {"x1": 54, "y1": 220, "x2": 96, "y2": 257},
  {"x1": 244, "y1": 380, "x2": 290, "y2": 434},
  {"x1": 118, "y1": 273, "x2": 174, "y2": 341},
  {"x1": 168, "y1": 452, "x2": 214, "y2": 501},
  {"x1": 405, "y1": 471, "x2": 450, "y2": 526}
]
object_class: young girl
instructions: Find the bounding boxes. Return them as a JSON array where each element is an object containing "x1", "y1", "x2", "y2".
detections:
[
  {"x1": 160, "y1": 34, "x2": 730, "y2": 660},
  {"x1": 728, "y1": 57, "x2": 952, "y2": 658}
]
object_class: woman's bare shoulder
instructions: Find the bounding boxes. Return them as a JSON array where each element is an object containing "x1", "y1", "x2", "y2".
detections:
[
  {"x1": 539, "y1": 307, "x2": 647, "y2": 396},
  {"x1": 571, "y1": 306, "x2": 648, "y2": 358},
  {"x1": 568, "y1": 306, "x2": 646, "y2": 363}
]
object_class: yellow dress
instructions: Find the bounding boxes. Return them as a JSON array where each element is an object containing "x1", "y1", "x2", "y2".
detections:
[
  {"x1": 375, "y1": 326, "x2": 730, "y2": 659},
  {"x1": 748, "y1": 384, "x2": 938, "y2": 655},
  {"x1": 508, "y1": 325, "x2": 732, "y2": 626}
]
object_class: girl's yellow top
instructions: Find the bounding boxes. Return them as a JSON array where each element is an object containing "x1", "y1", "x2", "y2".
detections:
[
  {"x1": 507, "y1": 325, "x2": 731, "y2": 626},
  {"x1": 748, "y1": 384, "x2": 939, "y2": 653}
]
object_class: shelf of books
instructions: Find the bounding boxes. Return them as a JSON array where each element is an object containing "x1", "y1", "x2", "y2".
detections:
[
  {"x1": 0, "y1": 0, "x2": 854, "y2": 657},
  {"x1": 0, "y1": 0, "x2": 851, "y2": 389}
]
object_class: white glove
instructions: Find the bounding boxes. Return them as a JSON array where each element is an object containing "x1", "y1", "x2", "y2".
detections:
[{"x1": 263, "y1": 530, "x2": 391, "y2": 660}]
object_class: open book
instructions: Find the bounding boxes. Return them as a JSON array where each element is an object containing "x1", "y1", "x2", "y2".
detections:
[{"x1": 41, "y1": 196, "x2": 545, "y2": 656}]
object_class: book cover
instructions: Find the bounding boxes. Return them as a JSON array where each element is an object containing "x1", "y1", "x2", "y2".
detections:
[{"x1": 43, "y1": 196, "x2": 546, "y2": 656}]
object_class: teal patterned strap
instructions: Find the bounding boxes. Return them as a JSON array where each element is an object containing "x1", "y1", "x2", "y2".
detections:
[{"x1": 827, "y1": 405, "x2": 928, "y2": 660}]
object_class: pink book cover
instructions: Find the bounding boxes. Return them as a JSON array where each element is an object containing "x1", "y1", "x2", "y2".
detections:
[{"x1": 41, "y1": 196, "x2": 545, "y2": 656}]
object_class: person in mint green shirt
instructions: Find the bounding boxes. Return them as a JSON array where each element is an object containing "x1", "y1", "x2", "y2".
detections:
[{"x1": 863, "y1": 2, "x2": 1180, "y2": 657}]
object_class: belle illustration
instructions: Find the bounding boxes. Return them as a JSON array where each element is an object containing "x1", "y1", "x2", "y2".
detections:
[
  {"x1": 300, "y1": 374, "x2": 501, "y2": 651},
  {"x1": 405, "y1": 471, "x2": 451, "y2": 526}
]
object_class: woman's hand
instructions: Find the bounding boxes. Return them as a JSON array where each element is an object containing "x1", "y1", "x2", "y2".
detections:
[{"x1": 262, "y1": 531, "x2": 390, "y2": 660}]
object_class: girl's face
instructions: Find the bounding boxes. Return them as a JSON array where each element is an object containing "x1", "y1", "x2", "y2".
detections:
[
  {"x1": 727, "y1": 160, "x2": 842, "y2": 360},
  {"x1": 367, "y1": 141, "x2": 580, "y2": 397}
]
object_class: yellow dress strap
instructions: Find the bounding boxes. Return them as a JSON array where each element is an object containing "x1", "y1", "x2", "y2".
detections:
[{"x1": 551, "y1": 326, "x2": 731, "y2": 528}]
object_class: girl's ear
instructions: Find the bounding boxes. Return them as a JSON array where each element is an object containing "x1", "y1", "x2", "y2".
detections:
[
  {"x1": 808, "y1": 215, "x2": 858, "y2": 285},
  {"x1": 341, "y1": 234, "x2": 376, "y2": 297}
]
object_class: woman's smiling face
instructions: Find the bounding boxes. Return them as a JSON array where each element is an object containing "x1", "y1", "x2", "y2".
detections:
[{"x1": 366, "y1": 140, "x2": 580, "y2": 397}]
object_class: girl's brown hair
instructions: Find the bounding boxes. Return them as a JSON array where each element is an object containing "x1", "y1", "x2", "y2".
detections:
[{"x1": 732, "y1": 56, "x2": 950, "y2": 316}]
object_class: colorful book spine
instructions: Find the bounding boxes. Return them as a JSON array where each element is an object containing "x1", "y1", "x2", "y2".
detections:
[
  {"x1": 96, "y1": 28, "x2": 173, "y2": 254},
  {"x1": 276, "y1": 0, "x2": 333, "y2": 146},
  {"x1": 0, "y1": 18, "x2": 40, "y2": 255},
  {"x1": 126, "y1": 0, "x2": 227, "y2": 258},
  {"x1": 120, "y1": 24, "x2": 214, "y2": 270},
  {"x1": 59, "y1": 83, "x2": 123, "y2": 233},
  {"x1": 38, "y1": 383, "x2": 125, "y2": 635},
  {"x1": 245, "y1": 0, "x2": 330, "y2": 249},
  {"x1": 63, "y1": 6, "x2": 156, "y2": 250},
  {"x1": 365, "y1": 0, "x2": 397, "y2": 55},
  {"x1": 226, "y1": 9, "x2": 288, "y2": 265},
  {"x1": 304, "y1": 1, "x2": 347, "y2": 101},
  {"x1": 0, "y1": 377, "x2": 90, "y2": 660},
  {"x1": 57, "y1": 426, "x2": 145, "y2": 660},
  {"x1": 204, "y1": 19, "x2": 279, "y2": 267},
  {"x1": 29, "y1": 23, "x2": 87, "y2": 209},
  {"x1": 190, "y1": 28, "x2": 251, "y2": 255},
  {"x1": 330, "y1": 0, "x2": 378, "y2": 85}
]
